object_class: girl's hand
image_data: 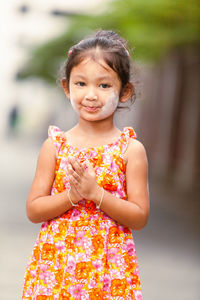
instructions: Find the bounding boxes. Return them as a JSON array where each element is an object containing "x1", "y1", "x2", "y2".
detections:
[
  {"x1": 67, "y1": 157, "x2": 100, "y2": 201},
  {"x1": 66, "y1": 163, "x2": 83, "y2": 205}
]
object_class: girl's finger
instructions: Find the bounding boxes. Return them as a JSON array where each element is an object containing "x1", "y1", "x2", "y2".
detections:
[
  {"x1": 69, "y1": 174, "x2": 80, "y2": 190},
  {"x1": 67, "y1": 158, "x2": 75, "y2": 171},
  {"x1": 68, "y1": 173, "x2": 75, "y2": 185},
  {"x1": 72, "y1": 159, "x2": 84, "y2": 176},
  {"x1": 67, "y1": 163, "x2": 74, "y2": 176},
  {"x1": 83, "y1": 159, "x2": 94, "y2": 174},
  {"x1": 68, "y1": 176, "x2": 82, "y2": 200},
  {"x1": 67, "y1": 162, "x2": 81, "y2": 181},
  {"x1": 68, "y1": 157, "x2": 81, "y2": 171},
  {"x1": 71, "y1": 169, "x2": 81, "y2": 182}
]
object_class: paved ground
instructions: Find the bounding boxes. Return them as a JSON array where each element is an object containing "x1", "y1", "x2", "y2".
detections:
[{"x1": 0, "y1": 137, "x2": 200, "y2": 300}]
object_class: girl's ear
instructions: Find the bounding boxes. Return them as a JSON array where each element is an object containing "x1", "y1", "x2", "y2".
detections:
[
  {"x1": 61, "y1": 78, "x2": 70, "y2": 99},
  {"x1": 119, "y1": 83, "x2": 134, "y2": 103}
]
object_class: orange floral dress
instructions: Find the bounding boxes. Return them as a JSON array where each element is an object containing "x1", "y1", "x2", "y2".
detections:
[{"x1": 22, "y1": 126, "x2": 142, "y2": 300}]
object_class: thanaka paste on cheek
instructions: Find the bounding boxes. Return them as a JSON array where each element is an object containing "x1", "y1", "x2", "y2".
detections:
[
  {"x1": 69, "y1": 93, "x2": 79, "y2": 113},
  {"x1": 98, "y1": 92, "x2": 119, "y2": 119}
]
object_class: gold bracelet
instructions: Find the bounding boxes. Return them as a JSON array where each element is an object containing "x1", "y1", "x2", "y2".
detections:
[
  {"x1": 68, "y1": 189, "x2": 78, "y2": 207},
  {"x1": 96, "y1": 188, "x2": 104, "y2": 209}
]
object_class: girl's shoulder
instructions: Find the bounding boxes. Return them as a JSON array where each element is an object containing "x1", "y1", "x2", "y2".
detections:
[
  {"x1": 122, "y1": 127, "x2": 147, "y2": 163},
  {"x1": 125, "y1": 137, "x2": 148, "y2": 167},
  {"x1": 127, "y1": 138, "x2": 147, "y2": 155}
]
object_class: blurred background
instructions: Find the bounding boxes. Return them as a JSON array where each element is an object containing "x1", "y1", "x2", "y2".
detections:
[{"x1": 0, "y1": 0, "x2": 200, "y2": 299}]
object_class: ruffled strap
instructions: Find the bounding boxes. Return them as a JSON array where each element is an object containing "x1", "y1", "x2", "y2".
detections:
[
  {"x1": 48, "y1": 125, "x2": 66, "y2": 157},
  {"x1": 120, "y1": 126, "x2": 137, "y2": 154}
]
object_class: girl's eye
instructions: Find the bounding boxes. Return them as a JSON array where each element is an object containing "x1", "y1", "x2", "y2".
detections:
[
  {"x1": 100, "y1": 83, "x2": 110, "y2": 89},
  {"x1": 76, "y1": 82, "x2": 85, "y2": 87}
]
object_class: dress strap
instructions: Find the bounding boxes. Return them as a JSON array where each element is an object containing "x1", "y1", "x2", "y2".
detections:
[
  {"x1": 120, "y1": 127, "x2": 137, "y2": 154},
  {"x1": 48, "y1": 125, "x2": 66, "y2": 157}
]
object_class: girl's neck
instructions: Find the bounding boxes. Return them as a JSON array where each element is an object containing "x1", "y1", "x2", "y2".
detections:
[
  {"x1": 65, "y1": 118, "x2": 122, "y2": 149},
  {"x1": 74, "y1": 118, "x2": 120, "y2": 137}
]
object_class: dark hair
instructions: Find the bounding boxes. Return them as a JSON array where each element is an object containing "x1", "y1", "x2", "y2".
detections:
[{"x1": 59, "y1": 30, "x2": 136, "y2": 109}]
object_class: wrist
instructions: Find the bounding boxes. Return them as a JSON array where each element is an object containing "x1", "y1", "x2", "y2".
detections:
[
  {"x1": 91, "y1": 185, "x2": 102, "y2": 204},
  {"x1": 68, "y1": 189, "x2": 79, "y2": 206},
  {"x1": 96, "y1": 187, "x2": 104, "y2": 210},
  {"x1": 91, "y1": 185, "x2": 104, "y2": 210}
]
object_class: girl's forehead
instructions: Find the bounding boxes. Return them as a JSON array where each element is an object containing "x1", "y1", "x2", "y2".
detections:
[
  {"x1": 73, "y1": 57, "x2": 110, "y2": 73},
  {"x1": 71, "y1": 57, "x2": 119, "y2": 80}
]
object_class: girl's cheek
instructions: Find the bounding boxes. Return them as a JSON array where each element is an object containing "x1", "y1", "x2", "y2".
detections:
[
  {"x1": 98, "y1": 92, "x2": 119, "y2": 118},
  {"x1": 70, "y1": 93, "x2": 79, "y2": 113}
]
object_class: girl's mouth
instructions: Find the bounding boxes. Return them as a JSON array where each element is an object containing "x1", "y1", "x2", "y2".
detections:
[{"x1": 84, "y1": 106, "x2": 100, "y2": 112}]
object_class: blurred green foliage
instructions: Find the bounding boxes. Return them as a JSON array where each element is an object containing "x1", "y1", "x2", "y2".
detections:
[{"x1": 17, "y1": 0, "x2": 200, "y2": 84}]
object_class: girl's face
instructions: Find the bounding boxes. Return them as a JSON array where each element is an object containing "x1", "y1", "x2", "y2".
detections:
[{"x1": 63, "y1": 57, "x2": 125, "y2": 122}]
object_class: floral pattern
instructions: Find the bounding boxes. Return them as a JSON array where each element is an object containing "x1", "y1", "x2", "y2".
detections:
[{"x1": 22, "y1": 125, "x2": 142, "y2": 299}]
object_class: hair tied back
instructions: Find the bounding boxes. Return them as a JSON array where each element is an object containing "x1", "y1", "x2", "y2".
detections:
[{"x1": 117, "y1": 40, "x2": 129, "y2": 57}]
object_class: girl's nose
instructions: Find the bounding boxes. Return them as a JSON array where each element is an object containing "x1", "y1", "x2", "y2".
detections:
[{"x1": 85, "y1": 88, "x2": 97, "y2": 101}]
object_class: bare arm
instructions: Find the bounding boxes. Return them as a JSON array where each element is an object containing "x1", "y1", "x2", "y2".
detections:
[
  {"x1": 26, "y1": 138, "x2": 76, "y2": 223},
  {"x1": 92, "y1": 139, "x2": 149, "y2": 230}
]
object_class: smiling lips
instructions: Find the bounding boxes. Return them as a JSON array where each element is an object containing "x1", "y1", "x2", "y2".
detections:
[{"x1": 84, "y1": 106, "x2": 100, "y2": 112}]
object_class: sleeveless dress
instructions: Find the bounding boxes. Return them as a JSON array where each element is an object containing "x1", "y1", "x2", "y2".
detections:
[{"x1": 22, "y1": 126, "x2": 142, "y2": 300}]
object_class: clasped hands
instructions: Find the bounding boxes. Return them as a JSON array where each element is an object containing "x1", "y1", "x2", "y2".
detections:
[{"x1": 66, "y1": 157, "x2": 101, "y2": 205}]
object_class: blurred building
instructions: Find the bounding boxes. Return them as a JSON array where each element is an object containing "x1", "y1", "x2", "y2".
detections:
[
  {"x1": 0, "y1": 0, "x2": 109, "y2": 140},
  {"x1": 138, "y1": 46, "x2": 200, "y2": 190}
]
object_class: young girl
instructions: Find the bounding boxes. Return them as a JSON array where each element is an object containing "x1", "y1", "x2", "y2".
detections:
[{"x1": 22, "y1": 30, "x2": 149, "y2": 300}]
